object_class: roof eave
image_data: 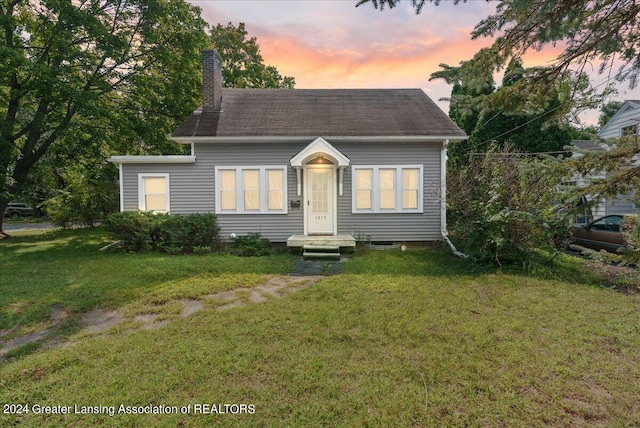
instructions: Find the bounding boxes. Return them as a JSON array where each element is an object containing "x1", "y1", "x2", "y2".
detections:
[
  {"x1": 107, "y1": 155, "x2": 196, "y2": 164},
  {"x1": 171, "y1": 135, "x2": 468, "y2": 144}
]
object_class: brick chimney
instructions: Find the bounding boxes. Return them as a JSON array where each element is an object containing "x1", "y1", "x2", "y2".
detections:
[{"x1": 202, "y1": 49, "x2": 223, "y2": 111}]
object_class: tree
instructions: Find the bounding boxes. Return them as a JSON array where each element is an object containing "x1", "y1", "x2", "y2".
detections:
[
  {"x1": 358, "y1": 0, "x2": 640, "y2": 210},
  {"x1": 210, "y1": 22, "x2": 295, "y2": 89},
  {"x1": 432, "y1": 58, "x2": 574, "y2": 166},
  {"x1": 358, "y1": 0, "x2": 639, "y2": 113},
  {"x1": 0, "y1": 0, "x2": 210, "y2": 236},
  {"x1": 429, "y1": 62, "x2": 494, "y2": 167},
  {"x1": 598, "y1": 101, "x2": 624, "y2": 128},
  {"x1": 467, "y1": 60, "x2": 573, "y2": 154},
  {"x1": 447, "y1": 144, "x2": 570, "y2": 264}
]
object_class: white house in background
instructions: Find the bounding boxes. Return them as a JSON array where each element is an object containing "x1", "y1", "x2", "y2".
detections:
[
  {"x1": 568, "y1": 100, "x2": 639, "y2": 223},
  {"x1": 598, "y1": 100, "x2": 640, "y2": 139}
]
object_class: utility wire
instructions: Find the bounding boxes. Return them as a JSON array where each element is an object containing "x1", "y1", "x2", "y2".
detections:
[{"x1": 460, "y1": 70, "x2": 623, "y2": 155}]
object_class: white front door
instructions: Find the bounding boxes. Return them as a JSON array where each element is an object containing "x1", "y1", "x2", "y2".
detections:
[{"x1": 306, "y1": 166, "x2": 335, "y2": 235}]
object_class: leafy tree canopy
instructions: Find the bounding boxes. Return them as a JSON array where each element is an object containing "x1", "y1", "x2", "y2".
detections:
[
  {"x1": 210, "y1": 22, "x2": 295, "y2": 89},
  {"x1": 0, "y1": 0, "x2": 210, "y2": 235},
  {"x1": 358, "y1": 0, "x2": 640, "y2": 209},
  {"x1": 598, "y1": 101, "x2": 624, "y2": 128},
  {"x1": 357, "y1": 0, "x2": 640, "y2": 115}
]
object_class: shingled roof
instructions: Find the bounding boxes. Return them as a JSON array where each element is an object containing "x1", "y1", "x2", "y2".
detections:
[{"x1": 172, "y1": 88, "x2": 467, "y2": 138}]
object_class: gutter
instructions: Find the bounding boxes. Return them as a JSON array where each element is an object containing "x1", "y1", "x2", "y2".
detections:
[{"x1": 171, "y1": 135, "x2": 469, "y2": 145}]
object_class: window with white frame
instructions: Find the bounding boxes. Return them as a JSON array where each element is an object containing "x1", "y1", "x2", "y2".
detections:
[
  {"x1": 351, "y1": 166, "x2": 423, "y2": 213},
  {"x1": 215, "y1": 166, "x2": 287, "y2": 214},
  {"x1": 138, "y1": 173, "x2": 170, "y2": 212},
  {"x1": 621, "y1": 124, "x2": 638, "y2": 137},
  {"x1": 355, "y1": 169, "x2": 373, "y2": 210}
]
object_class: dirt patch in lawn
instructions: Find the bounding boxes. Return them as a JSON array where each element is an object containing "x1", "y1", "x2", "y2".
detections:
[
  {"x1": 82, "y1": 309, "x2": 124, "y2": 334},
  {"x1": 0, "y1": 275, "x2": 324, "y2": 358},
  {"x1": 207, "y1": 276, "x2": 323, "y2": 311},
  {"x1": 584, "y1": 261, "x2": 639, "y2": 294}
]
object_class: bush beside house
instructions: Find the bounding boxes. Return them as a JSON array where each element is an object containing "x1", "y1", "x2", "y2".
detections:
[{"x1": 103, "y1": 212, "x2": 220, "y2": 253}]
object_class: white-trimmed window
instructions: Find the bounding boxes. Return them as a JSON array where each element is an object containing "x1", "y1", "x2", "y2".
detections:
[
  {"x1": 138, "y1": 173, "x2": 170, "y2": 212},
  {"x1": 355, "y1": 168, "x2": 373, "y2": 210},
  {"x1": 621, "y1": 124, "x2": 638, "y2": 137},
  {"x1": 351, "y1": 166, "x2": 423, "y2": 213},
  {"x1": 215, "y1": 166, "x2": 287, "y2": 214}
]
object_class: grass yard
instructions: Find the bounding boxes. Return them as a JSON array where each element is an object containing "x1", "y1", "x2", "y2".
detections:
[{"x1": 1, "y1": 229, "x2": 639, "y2": 426}]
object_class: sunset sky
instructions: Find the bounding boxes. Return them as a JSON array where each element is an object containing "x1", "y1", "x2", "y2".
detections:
[{"x1": 189, "y1": 0, "x2": 635, "y2": 126}]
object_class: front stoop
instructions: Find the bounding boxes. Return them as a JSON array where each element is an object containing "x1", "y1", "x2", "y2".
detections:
[
  {"x1": 287, "y1": 234, "x2": 356, "y2": 249},
  {"x1": 302, "y1": 245, "x2": 340, "y2": 261}
]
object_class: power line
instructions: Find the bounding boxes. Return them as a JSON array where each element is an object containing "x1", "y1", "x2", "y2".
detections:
[
  {"x1": 460, "y1": 71, "x2": 623, "y2": 155},
  {"x1": 462, "y1": 104, "x2": 562, "y2": 154}
]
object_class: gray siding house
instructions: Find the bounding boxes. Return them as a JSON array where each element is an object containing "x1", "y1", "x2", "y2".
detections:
[{"x1": 109, "y1": 50, "x2": 467, "y2": 246}]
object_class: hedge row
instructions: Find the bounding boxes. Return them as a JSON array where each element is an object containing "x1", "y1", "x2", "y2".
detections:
[{"x1": 103, "y1": 212, "x2": 220, "y2": 253}]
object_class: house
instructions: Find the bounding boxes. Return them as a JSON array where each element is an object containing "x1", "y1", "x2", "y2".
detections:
[
  {"x1": 567, "y1": 101, "x2": 640, "y2": 222},
  {"x1": 598, "y1": 100, "x2": 640, "y2": 139},
  {"x1": 108, "y1": 50, "x2": 467, "y2": 249}
]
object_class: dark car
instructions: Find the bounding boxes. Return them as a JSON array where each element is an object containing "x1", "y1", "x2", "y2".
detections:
[
  {"x1": 572, "y1": 215, "x2": 626, "y2": 252},
  {"x1": 3, "y1": 203, "x2": 35, "y2": 219}
]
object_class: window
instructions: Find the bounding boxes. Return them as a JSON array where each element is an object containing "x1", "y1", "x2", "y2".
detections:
[
  {"x1": 621, "y1": 124, "x2": 638, "y2": 137},
  {"x1": 379, "y1": 169, "x2": 396, "y2": 209},
  {"x1": 215, "y1": 166, "x2": 287, "y2": 214},
  {"x1": 355, "y1": 169, "x2": 372, "y2": 210},
  {"x1": 267, "y1": 169, "x2": 284, "y2": 210},
  {"x1": 219, "y1": 170, "x2": 236, "y2": 211},
  {"x1": 402, "y1": 168, "x2": 420, "y2": 209},
  {"x1": 591, "y1": 215, "x2": 622, "y2": 232},
  {"x1": 243, "y1": 170, "x2": 260, "y2": 211},
  {"x1": 351, "y1": 166, "x2": 423, "y2": 213},
  {"x1": 138, "y1": 173, "x2": 169, "y2": 212}
]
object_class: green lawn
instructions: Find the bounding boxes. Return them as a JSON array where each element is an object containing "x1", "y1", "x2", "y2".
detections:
[{"x1": 1, "y1": 229, "x2": 639, "y2": 426}]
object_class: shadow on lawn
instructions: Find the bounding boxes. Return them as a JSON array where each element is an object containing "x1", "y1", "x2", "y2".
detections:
[
  {"x1": 0, "y1": 228, "x2": 298, "y2": 360},
  {"x1": 0, "y1": 228, "x2": 109, "y2": 260},
  {"x1": 345, "y1": 245, "x2": 637, "y2": 292}
]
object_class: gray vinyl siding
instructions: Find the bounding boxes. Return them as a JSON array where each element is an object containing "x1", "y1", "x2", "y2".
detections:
[
  {"x1": 337, "y1": 141, "x2": 442, "y2": 241},
  {"x1": 606, "y1": 194, "x2": 638, "y2": 216},
  {"x1": 120, "y1": 139, "x2": 443, "y2": 242},
  {"x1": 598, "y1": 103, "x2": 640, "y2": 139}
]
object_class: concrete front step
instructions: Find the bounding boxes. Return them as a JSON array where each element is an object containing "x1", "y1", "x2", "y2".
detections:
[
  {"x1": 302, "y1": 244, "x2": 341, "y2": 260},
  {"x1": 287, "y1": 234, "x2": 356, "y2": 248},
  {"x1": 302, "y1": 252, "x2": 341, "y2": 260},
  {"x1": 303, "y1": 245, "x2": 340, "y2": 252}
]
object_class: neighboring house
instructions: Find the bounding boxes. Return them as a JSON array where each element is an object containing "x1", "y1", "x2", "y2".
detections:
[
  {"x1": 108, "y1": 50, "x2": 467, "y2": 248},
  {"x1": 567, "y1": 101, "x2": 640, "y2": 222},
  {"x1": 598, "y1": 100, "x2": 640, "y2": 140}
]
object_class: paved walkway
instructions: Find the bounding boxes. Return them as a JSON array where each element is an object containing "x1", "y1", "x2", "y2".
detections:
[{"x1": 292, "y1": 258, "x2": 347, "y2": 276}]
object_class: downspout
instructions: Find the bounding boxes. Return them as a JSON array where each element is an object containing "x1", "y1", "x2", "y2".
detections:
[
  {"x1": 440, "y1": 139, "x2": 468, "y2": 259},
  {"x1": 117, "y1": 163, "x2": 124, "y2": 212}
]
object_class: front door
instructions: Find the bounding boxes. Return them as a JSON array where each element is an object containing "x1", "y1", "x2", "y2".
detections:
[{"x1": 306, "y1": 167, "x2": 334, "y2": 235}]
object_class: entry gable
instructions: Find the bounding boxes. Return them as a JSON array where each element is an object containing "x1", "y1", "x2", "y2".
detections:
[{"x1": 290, "y1": 137, "x2": 350, "y2": 167}]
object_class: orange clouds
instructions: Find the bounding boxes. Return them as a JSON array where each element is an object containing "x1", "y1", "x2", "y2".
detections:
[
  {"x1": 256, "y1": 29, "x2": 496, "y2": 89},
  {"x1": 191, "y1": 0, "x2": 575, "y2": 115}
]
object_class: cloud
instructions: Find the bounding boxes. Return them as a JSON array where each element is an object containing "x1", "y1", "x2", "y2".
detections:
[
  {"x1": 255, "y1": 29, "x2": 495, "y2": 89},
  {"x1": 190, "y1": 0, "x2": 564, "y2": 115}
]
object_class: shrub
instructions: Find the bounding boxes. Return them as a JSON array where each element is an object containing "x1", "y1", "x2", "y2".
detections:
[
  {"x1": 621, "y1": 214, "x2": 640, "y2": 264},
  {"x1": 103, "y1": 212, "x2": 219, "y2": 253},
  {"x1": 103, "y1": 211, "x2": 170, "y2": 252},
  {"x1": 447, "y1": 145, "x2": 571, "y2": 264},
  {"x1": 229, "y1": 233, "x2": 271, "y2": 257},
  {"x1": 168, "y1": 213, "x2": 220, "y2": 252}
]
